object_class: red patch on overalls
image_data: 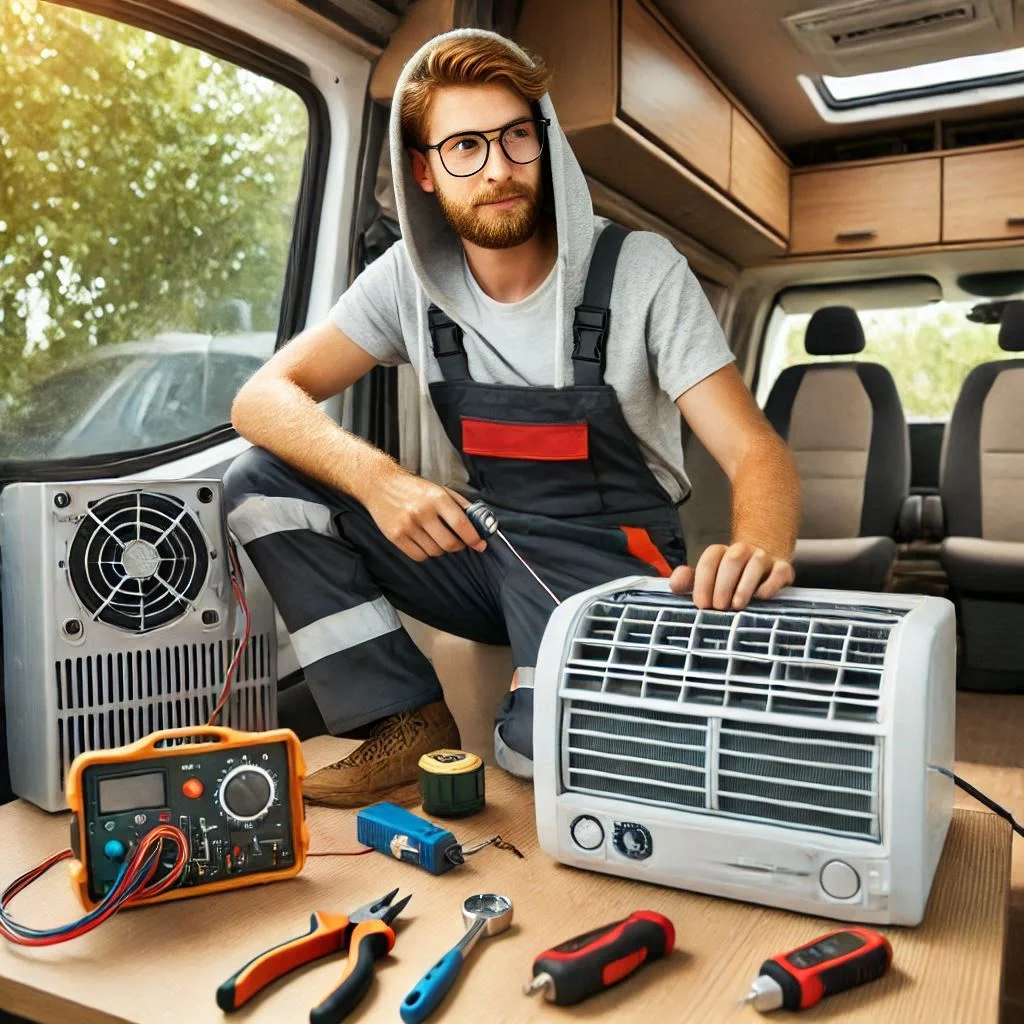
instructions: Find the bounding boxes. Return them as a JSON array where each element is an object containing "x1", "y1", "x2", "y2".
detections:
[
  {"x1": 620, "y1": 526, "x2": 673, "y2": 577},
  {"x1": 461, "y1": 418, "x2": 589, "y2": 461}
]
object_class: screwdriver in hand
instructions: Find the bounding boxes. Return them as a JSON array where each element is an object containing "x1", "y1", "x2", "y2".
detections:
[
  {"x1": 464, "y1": 501, "x2": 560, "y2": 606},
  {"x1": 523, "y1": 911, "x2": 674, "y2": 1005}
]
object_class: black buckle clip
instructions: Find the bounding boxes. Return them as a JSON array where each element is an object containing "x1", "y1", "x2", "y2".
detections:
[
  {"x1": 572, "y1": 305, "x2": 609, "y2": 364},
  {"x1": 428, "y1": 308, "x2": 465, "y2": 359}
]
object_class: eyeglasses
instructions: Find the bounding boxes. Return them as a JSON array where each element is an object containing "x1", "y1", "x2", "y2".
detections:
[{"x1": 422, "y1": 117, "x2": 551, "y2": 177}]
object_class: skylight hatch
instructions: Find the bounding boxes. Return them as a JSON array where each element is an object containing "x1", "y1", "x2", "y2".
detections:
[{"x1": 821, "y1": 46, "x2": 1024, "y2": 106}]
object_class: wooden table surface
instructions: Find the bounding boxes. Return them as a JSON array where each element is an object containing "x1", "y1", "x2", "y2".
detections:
[{"x1": 0, "y1": 737, "x2": 1012, "y2": 1024}]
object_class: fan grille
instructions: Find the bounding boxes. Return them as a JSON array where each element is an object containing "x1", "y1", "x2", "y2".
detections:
[{"x1": 68, "y1": 491, "x2": 210, "y2": 632}]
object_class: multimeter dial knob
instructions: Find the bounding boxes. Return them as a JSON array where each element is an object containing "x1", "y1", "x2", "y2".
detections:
[{"x1": 218, "y1": 764, "x2": 275, "y2": 822}]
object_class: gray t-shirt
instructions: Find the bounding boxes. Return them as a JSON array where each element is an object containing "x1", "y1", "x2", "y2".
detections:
[{"x1": 329, "y1": 227, "x2": 734, "y2": 502}]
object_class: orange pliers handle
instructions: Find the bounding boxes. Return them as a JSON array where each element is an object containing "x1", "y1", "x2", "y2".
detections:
[{"x1": 216, "y1": 910, "x2": 351, "y2": 1012}]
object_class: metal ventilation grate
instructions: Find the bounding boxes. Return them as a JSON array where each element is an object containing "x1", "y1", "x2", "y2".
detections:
[
  {"x1": 52, "y1": 633, "x2": 274, "y2": 792},
  {"x1": 562, "y1": 593, "x2": 903, "y2": 722},
  {"x1": 67, "y1": 490, "x2": 210, "y2": 633},
  {"x1": 563, "y1": 700, "x2": 881, "y2": 840}
]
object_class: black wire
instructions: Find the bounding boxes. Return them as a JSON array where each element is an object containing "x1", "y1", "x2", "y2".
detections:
[{"x1": 934, "y1": 766, "x2": 1024, "y2": 838}]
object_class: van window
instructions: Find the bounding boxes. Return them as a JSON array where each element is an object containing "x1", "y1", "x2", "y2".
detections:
[
  {"x1": 0, "y1": 0, "x2": 310, "y2": 461},
  {"x1": 755, "y1": 301, "x2": 1006, "y2": 420}
]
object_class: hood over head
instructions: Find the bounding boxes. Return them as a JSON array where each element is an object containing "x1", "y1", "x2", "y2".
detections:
[{"x1": 389, "y1": 28, "x2": 598, "y2": 391}]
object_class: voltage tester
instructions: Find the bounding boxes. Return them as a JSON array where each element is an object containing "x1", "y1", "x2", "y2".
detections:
[
  {"x1": 743, "y1": 927, "x2": 892, "y2": 1012},
  {"x1": 356, "y1": 802, "x2": 522, "y2": 874}
]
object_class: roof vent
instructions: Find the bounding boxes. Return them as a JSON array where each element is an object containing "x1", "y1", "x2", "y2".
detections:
[{"x1": 783, "y1": 0, "x2": 1015, "y2": 75}]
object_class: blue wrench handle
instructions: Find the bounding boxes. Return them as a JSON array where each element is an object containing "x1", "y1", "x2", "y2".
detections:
[{"x1": 399, "y1": 947, "x2": 464, "y2": 1023}]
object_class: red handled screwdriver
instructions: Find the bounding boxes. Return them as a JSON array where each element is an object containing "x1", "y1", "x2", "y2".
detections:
[
  {"x1": 523, "y1": 910, "x2": 674, "y2": 1005},
  {"x1": 743, "y1": 927, "x2": 892, "y2": 1013}
]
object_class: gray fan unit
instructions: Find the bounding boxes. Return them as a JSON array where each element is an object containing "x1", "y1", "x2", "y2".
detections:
[{"x1": 1, "y1": 479, "x2": 277, "y2": 811}]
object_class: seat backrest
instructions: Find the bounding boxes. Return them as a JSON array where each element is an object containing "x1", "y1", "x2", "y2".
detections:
[
  {"x1": 764, "y1": 306, "x2": 909, "y2": 540},
  {"x1": 941, "y1": 300, "x2": 1024, "y2": 541}
]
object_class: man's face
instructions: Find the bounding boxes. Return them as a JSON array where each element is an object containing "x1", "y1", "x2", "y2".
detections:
[{"x1": 412, "y1": 83, "x2": 544, "y2": 249}]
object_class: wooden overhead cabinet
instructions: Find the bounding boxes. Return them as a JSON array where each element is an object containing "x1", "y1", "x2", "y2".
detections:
[
  {"x1": 790, "y1": 159, "x2": 942, "y2": 255},
  {"x1": 943, "y1": 148, "x2": 1024, "y2": 243},
  {"x1": 729, "y1": 113, "x2": 790, "y2": 240},
  {"x1": 516, "y1": 0, "x2": 788, "y2": 264}
]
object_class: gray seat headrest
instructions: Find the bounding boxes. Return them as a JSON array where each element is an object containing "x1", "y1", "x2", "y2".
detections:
[
  {"x1": 805, "y1": 306, "x2": 866, "y2": 356},
  {"x1": 999, "y1": 300, "x2": 1024, "y2": 352}
]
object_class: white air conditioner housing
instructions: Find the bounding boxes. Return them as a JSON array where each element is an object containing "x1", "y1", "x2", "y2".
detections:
[
  {"x1": 533, "y1": 579, "x2": 956, "y2": 926},
  {"x1": 2, "y1": 479, "x2": 277, "y2": 811}
]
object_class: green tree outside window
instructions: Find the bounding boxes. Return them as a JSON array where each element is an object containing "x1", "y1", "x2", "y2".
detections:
[{"x1": 0, "y1": 0, "x2": 309, "y2": 457}]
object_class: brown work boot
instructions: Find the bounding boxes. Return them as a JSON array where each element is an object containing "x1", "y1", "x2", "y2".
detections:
[{"x1": 302, "y1": 700, "x2": 461, "y2": 808}]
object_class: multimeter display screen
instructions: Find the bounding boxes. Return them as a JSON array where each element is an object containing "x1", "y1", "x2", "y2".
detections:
[
  {"x1": 98, "y1": 772, "x2": 167, "y2": 814},
  {"x1": 787, "y1": 931, "x2": 866, "y2": 969}
]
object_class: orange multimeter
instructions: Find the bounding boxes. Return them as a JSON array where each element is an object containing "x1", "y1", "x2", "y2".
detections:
[{"x1": 65, "y1": 726, "x2": 308, "y2": 910}]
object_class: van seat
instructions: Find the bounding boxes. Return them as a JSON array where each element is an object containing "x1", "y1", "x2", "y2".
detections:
[
  {"x1": 939, "y1": 300, "x2": 1024, "y2": 692},
  {"x1": 763, "y1": 306, "x2": 909, "y2": 590}
]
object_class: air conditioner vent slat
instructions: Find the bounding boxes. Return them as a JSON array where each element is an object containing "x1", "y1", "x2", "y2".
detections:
[
  {"x1": 562, "y1": 699, "x2": 881, "y2": 841},
  {"x1": 563, "y1": 593, "x2": 900, "y2": 722}
]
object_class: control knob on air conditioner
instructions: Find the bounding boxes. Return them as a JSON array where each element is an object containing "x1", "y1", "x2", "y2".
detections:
[
  {"x1": 569, "y1": 814, "x2": 605, "y2": 851},
  {"x1": 217, "y1": 763, "x2": 276, "y2": 823},
  {"x1": 613, "y1": 822, "x2": 653, "y2": 860}
]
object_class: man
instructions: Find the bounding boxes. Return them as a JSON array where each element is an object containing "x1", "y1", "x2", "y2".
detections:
[{"x1": 224, "y1": 29, "x2": 800, "y2": 807}]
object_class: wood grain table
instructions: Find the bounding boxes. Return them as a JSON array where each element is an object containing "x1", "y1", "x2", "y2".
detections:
[{"x1": 0, "y1": 737, "x2": 1012, "y2": 1024}]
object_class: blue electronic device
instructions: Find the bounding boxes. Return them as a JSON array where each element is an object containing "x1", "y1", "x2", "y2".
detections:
[{"x1": 356, "y1": 802, "x2": 465, "y2": 875}]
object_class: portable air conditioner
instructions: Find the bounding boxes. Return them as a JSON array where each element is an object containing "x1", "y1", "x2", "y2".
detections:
[
  {"x1": 533, "y1": 578, "x2": 956, "y2": 926},
  {"x1": 1, "y1": 479, "x2": 277, "y2": 811}
]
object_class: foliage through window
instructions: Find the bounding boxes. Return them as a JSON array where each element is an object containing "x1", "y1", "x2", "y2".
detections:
[
  {"x1": 0, "y1": 0, "x2": 309, "y2": 460},
  {"x1": 756, "y1": 302, "x2": 1006, "y2": 420}
]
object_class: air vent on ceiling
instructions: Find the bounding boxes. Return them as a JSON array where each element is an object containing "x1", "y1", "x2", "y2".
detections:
[{"x1": 783, "y1": 0, "x2": 1015, "y2": 75}]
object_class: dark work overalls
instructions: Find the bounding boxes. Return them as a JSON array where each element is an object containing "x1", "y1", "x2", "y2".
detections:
[{"x1": 222, "y1": 223, "x2": 687, "y2": 774}]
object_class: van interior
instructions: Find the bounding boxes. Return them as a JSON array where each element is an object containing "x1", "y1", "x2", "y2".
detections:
[{"x1": 2, "y1": 0, "x2": 1023, "y2": 1019}]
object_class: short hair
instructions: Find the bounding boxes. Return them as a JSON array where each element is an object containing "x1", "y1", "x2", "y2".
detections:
[{"x1": 400, "y1": 35, "x2": 551, "y2": 149}]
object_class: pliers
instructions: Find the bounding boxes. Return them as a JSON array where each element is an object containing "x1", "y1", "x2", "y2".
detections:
[{"x1": 216, "y1": 888, "x2": 412, "y2": 1023}]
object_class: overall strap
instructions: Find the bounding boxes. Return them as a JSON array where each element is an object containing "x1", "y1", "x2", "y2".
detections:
[
  {"x1": 572, "y1": 223, "x2": 630, "y2": 386},
  {"x1": 427, "y1": 304, "x2": 471, "y2": 382}
]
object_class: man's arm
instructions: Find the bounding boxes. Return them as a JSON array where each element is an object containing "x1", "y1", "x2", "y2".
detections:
[
  {"x1": 231, "y1": 321, "x2": 484, "y2": 561},
  {"x1": 671, "y1": 363, "x2": 801, "y2": 610}
]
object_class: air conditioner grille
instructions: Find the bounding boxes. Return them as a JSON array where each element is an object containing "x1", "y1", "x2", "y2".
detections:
[
  {"x1": 562, "y1": 594, "x2": 902, "y2": 722},
  {"x1": 830, "y1": 5, "x2": 971, "y2": 47},
  {"x1": 68, "y1": 490, "x2": 210, "y2": 633},
  {"x1": 563, "y1": 700, "x2": 881, "y2": 840}
]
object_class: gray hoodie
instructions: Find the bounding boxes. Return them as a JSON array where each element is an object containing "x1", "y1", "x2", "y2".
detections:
[{"x1": 329, "y1": 28, "x2": 734, "y2": 504}]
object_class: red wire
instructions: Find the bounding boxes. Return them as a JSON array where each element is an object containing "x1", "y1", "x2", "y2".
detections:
[
  {"x1": 308, "y1": 849, "x2": 375, "y2": 857},
  {"x1": 208, "y1": 540, "x2": 250, "y2": 727},
  {"x1": 1, "y1": 826, "x2": 189, "y2": 946}
]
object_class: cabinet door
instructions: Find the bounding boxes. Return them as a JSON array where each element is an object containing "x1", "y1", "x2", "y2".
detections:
[
  {"x1": 730, "y1": 112, "x2": 789, "y2": 239},
  {"x1": 943, "y1": 148, "x2": 1024, "y2": 243},
  {"x1": 619, "y1": 0, "x2": 732, "y2": 191},
  {"x1": 790, "y1": 160, "x2": 941, "y2": 254}
]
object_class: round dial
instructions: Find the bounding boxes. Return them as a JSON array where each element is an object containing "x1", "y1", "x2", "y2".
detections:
[
  {"x1": 218, "y1": 763, "x2": 275, "y2": 822},
  {"x1": 570, "y1": 814, "x2": 605, "y2": 851},
  {"x1": 613, "y1": 822, "x2": 653, "y2": 860}
]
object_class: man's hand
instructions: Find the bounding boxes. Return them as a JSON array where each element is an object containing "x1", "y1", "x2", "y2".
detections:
[
  {"x1": 362, "y1": 465, "x2": 486, "y2": 562},
  {"x1": 669, "y1": 542, "x2": 794, "y2": 611}
]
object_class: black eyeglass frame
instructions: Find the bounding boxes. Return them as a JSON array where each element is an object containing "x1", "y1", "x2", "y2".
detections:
[{"x1": 420, "y1": 116, "x2": 552, "y2": 177}]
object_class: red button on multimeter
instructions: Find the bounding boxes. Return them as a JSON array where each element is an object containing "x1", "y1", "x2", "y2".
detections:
[{"x1": 181, "y1": 778, "x2": 204, "y2": 799}]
